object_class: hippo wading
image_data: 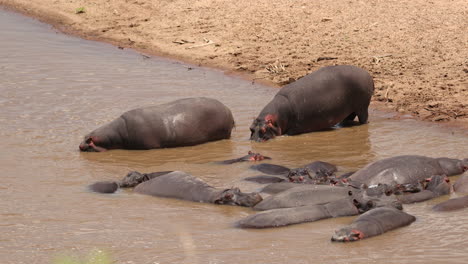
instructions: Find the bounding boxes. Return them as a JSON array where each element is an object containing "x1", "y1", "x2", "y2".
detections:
[
  {"x1": 250, "y1": 65, "x2": 374, "y2": 141},
  {"x1": 79, "y1": 97, "x2": 235, "y2": 151}
]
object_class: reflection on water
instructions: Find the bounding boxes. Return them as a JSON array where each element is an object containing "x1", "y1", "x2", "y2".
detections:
[{"x1": 0, "y1": 8, "x2": 467, "y2": 264}]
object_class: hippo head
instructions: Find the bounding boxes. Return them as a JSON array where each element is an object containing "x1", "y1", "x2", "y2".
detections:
[
  {"x1": 250, "y1": 115, "x2": 282, "y2": 142},
  {"x1": 437, "y1": 157, "x2": 468, "y2": 176},
  {"x1": 79, "y1": 135, "x2": 108, "y2": 152},
  {"x1": 287, "y1": 168, "x2": 311, "y2": 183},
  {"x1": 214, "y1": 188, "x2": 263, "y2": 207},
  {"x1": 353, "y1": 186, "x2": 403, "y2": 213},
  {"x1": 331, "y1": 227, "x2": 366, "y2": 242},
  {"x1": 425, "y1": 174, "x2": 451, "y2": 195},
  {"x1": 245, "y1": 151, "x2": 272, "y2": 162},
  {"x1": 119, "y1": 171, "x2": 149, "y2": 188}
]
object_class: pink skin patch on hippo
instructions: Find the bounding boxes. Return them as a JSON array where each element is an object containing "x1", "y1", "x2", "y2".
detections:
[
  {"x1": 263, "y1": 114, "x2": 282, "y2": 136},
  {"x1": 247, "y1": 151, "x2": 267, "y2": 161},
  {"x1": 347, "y1": 230, "x2": 365, "y2": 241},
  {"x1": 80, "y1": 136, "x2": 107, "y2": 152}
]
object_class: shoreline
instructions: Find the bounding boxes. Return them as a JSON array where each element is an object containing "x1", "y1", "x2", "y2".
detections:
[{"x1": 1, "y1": 0, "x2": 467, "y2": 132}]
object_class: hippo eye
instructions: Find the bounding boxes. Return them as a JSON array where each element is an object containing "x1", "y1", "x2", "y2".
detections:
[{"x1": 348, "y1": 191, "x2": 353, "y2": 196}]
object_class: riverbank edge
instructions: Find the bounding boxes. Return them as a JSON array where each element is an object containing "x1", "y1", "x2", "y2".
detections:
[{"x1": 2, "y1": 2, "x2": 467, "y2": 135}]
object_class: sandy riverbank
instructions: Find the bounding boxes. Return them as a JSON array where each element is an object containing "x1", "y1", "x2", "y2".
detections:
[{"x1": 1, "y1": 0, "x2": 467, "y2": 128}]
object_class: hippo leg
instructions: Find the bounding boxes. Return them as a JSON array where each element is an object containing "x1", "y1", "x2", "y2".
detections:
[
  {"x1": 357, "y1": 109, "x2": 369, "y2": 124},
  {"x1": 237, "y1": 198, "x2": 359, "y2": 228},
  {"x1": 339, "y1": 113, "x2": 359, "y2": 126},
  {"x1": 432, "y1": 195, "x2": 468, "y2": 212},
  {"x1": 331, "y1": 207, "x2": 416, "y2": 242}
]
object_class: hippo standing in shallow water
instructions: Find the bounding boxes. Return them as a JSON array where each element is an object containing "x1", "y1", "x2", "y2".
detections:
[
  {"x1": 90, "y1": 171, "x2": 263, "y2": 207},
  {"x1": 79, "y1": 97, "x2": 235, "y2": 151},
  {"x1": 250, "y1": 65, "x2": 374, "y2": 141}
]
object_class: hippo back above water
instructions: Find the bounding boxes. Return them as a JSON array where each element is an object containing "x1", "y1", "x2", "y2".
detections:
[
  {"x1": 79, "y1": 97, "x2": 235, "y2": 151},
  {"x1": 349, "y1": 155, "x2": 467, "y2": 186},
  {"x1": 250, "y1": 65, "x2": 374, "y2": 141}
]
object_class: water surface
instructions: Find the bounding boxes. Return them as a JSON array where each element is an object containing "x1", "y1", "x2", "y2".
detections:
[{"x1": 1, "y1": 8, "x2": 467, "y2": 264}]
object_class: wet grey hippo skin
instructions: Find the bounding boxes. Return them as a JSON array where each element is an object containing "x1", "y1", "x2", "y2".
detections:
[
  {"x1": 250, "y1": 65, "x2": 374, "y2": 142},
  {"x1": 89, "y1": 171, "x2": 174, "y2": 193},
  {"x1": 217, "y1": 151, "x2": 271, "y2": 164},
  {"x1": 253, "y1": 184, "x2": 402, "y2": 211},
  {"x1": 453, "y1": 174, "x2": 468, "y2": 193},
  {"x1": 248, "y1": 161, "x2": 338, "y2": 184},
  {"x1": 237, "y1": 198, "x2": 360, "y2": 228},
  {"x1": 347, "y1": 155, "x2": 468, "y2": 186},
  {"x1": 79, "y1": 97, "x2": 235, "y2": 152},
  {"x1": 432, "y1": 195, "x2": 468, "y2": 212},
  {"x1": 396, "y1": 175, "x2": 451, "y2": 204},
  {"x1": 331, "y1": 207, "x2": 416, "y2": 242},
  {"x1": 90, "y1": 171, "x2": 262, "y2": 207},
  {"x1": 134, "y1": 171, "x2": 262, "y2": 207},
  {"x1": 237, "y1": 185, "x2": 402, "y2": 228}
]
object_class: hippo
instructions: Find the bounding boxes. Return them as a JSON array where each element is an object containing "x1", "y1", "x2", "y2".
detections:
[
  {"x1": 248, "y1": 161, "x2": 338, "y2": 184},
  {"x1": 237, "y1": 198, "x2": 362, "y2": 228},
  {"x1": 253, "y1": 184, "x2": 401, "y2": 211},
  {"x1": 90, "y1": 171, "x2": 263, "y2": 207},
  {"x1": 432, "y1": 195, "x2": 468, "y2": 212},
  {"x1": 216, "y1": 151, "x2": 272, "y2": 164},
  {"x1": 237, "y1": 184, "x2": 402, "y2": 228},
  {"x1": 250, "y1": 65, "x2": 374, "y2": 141},
  {"x1": 331, "y1": 207, "x2": 416, "y2": 242},
  {"x1": 79, "y1": 97, "x2": 235, "y2": 152},
  {"x1": 396, "y1": 175, "x2": 451, "y2": 204},
  {"x1": 453, "y1": 174, "x2": 468, "y2": 193},
  {"x1": 347, "y1": 155, "x2": 467, "y2": 187}
]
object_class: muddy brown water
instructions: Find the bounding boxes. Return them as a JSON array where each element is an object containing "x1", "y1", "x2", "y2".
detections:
[{"x1": 1, "y1": 8, "x2": 467, "y2": 264}]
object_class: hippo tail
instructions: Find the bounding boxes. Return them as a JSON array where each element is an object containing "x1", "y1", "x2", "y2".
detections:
[{"x1": 88, "y1": 181, "x2": 119, "y2": 194}]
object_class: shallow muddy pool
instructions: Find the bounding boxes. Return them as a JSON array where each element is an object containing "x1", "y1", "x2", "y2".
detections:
[{"x1": 0, "y1": 8, "x2": 467, "y2": 264}]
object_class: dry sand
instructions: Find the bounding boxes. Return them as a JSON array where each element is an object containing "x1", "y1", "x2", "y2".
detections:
[{"x1": 1, "y1": 0, "x2": 467, "y2": 128}]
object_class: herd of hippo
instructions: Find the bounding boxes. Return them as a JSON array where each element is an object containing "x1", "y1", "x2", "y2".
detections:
[{"x1": 81, "y1": 65, "x2": 468, "y2": 243}]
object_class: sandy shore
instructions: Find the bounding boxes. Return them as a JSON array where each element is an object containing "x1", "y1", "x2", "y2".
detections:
[{"x1": 1, "y1": 0, "x2": 467, "y2": 128}]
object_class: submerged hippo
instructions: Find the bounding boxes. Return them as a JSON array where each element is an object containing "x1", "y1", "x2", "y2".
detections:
[
  {"x1": 237, "y1": 197, "x2": 362, "y2": 228},
  {"x1": 432, "y1": 195, "x2": 468, "y2": 212},
  {"x1": 90, "y1": 171, "x2": 262, "y2": 207},
  {"x1": 79, "y1": 97, "x2": 235, "y2": 151},
  {"x1": 253, "y1": 184, "x2": 401, "y2": 211},
  {"x1": 237, "y1": 184, "x2": 401, "y2": 228},
  {"x1": 331, "y1": 207, "x2": 416, "y2": 242},
  {"x1": 248, "y1": 161, "x2": 338, "y2": 184},
  {"x1": 216, "y1": 151, "x2": 272, "y2": 164},
  {"x1": 396, "y1": 175, "x2": 451, "y2": 204},
  {"x1": 453, "y1": 174, "x2": 468, "y2": 193},
  {"x1": 347, "y1": 155, "x2": 467, "y2": 187},
  {"x1": 250, "y1": 65, "x2": 374, "y2": 141}
]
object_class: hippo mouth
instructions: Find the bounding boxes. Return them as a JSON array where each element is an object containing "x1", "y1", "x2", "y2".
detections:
[
  {"x1": 331, "y1": 229, "x2": 365, "y2": 242},
  {"x1": 79, "y1": 137, "x2": 107, "y2": 152}
]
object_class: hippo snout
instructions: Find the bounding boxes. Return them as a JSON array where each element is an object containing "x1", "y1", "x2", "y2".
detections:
[{"x1": 79, "y1": 141, "x2": 91, "y2": 151}]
